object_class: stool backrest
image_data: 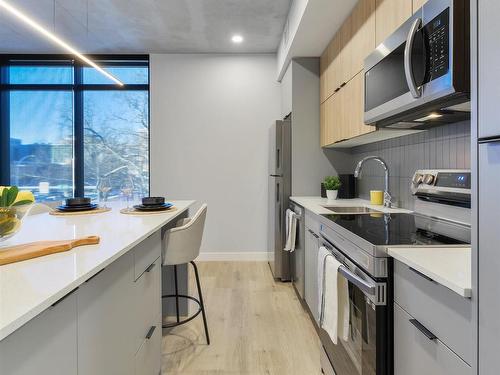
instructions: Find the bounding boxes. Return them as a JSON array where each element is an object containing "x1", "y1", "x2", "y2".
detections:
[{"x1": 162, "y1": 204, "x2": 207, "y2": 266}]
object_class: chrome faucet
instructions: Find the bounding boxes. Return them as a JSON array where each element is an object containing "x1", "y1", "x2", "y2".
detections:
[{"x1": 354, "y1": 156, "x2": 392, "y2": 208}]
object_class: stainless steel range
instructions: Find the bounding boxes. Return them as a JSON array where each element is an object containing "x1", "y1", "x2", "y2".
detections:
[{"x1": 318, "y1": 169, "x2": 471, "y2": 375}]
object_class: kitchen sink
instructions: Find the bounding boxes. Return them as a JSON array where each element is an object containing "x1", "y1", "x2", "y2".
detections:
[{"x1": 323, "y1": 206, "x2": 383, "y2": 214}]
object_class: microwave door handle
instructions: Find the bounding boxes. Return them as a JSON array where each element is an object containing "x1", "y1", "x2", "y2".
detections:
[{"x1": 404, "y1": 18, "x2": 423, "y2": 99}]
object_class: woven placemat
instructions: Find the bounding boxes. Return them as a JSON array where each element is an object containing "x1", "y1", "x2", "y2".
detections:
[
  {"x1": 120, "y1": 206, "x2": 177, "y2": 215},
  {"x1": 49, "y1": 207, "x2": 112, "y2": 216}
]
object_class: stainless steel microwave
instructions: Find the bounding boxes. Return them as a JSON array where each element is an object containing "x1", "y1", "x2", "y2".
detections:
[{"x1": 364, "y1": 0, "x2": 470, "y2": 129}]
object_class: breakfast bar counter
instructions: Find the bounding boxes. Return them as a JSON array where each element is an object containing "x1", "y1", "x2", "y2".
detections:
[{"x1": 0, "y1": 199, "x2": 195, "y2": 374}]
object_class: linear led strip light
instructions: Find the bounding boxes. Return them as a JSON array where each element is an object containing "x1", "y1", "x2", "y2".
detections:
[{"x1": 0, "y1": 0, "x2": 124, "y2": 86}]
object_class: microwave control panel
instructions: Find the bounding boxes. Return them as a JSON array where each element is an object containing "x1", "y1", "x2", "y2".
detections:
[{"x1": 425, "y1": 7, "x2": 450, "y2": 80}]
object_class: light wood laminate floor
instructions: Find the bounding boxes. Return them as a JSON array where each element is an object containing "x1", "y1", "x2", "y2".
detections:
[{"x1": 162, "y1": 261, "x2": 322, "y2": 375}]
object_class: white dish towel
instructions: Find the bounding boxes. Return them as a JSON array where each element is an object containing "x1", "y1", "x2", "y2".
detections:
[
  {"x1": 283, "y1": 209, "x2": 298, "y2": 252},
  {"x1": 318, "y1": 246, "x2": 350, "y2": 345}
]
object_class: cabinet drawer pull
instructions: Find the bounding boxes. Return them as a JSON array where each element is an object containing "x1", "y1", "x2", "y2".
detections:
[
  {"x1": 409, "y1": 319, "x2": 437, "y2": 340},
  {"x1": 409, "y1": 267, "x2": 436, "y2": 283},
  {"x1": 145, "y1": 262, "x2": 156, "y2": 273},
  {"x1": 50, "y1": 287, "x2": 78, "y2": 308},
  {"x1": 84, "y1": 268, "x2": 105, "y2": 283},
  {"x1": 146, "y1": 325, "x2": 156, "y2": 339}
]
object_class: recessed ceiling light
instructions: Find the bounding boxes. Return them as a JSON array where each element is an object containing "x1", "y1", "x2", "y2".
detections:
[
  {"x1": 231, "y1": 35, "x2": 244, "y2": 44},
  {"x1": 0, "y1": 0, "x2": 123, "y2": 86}
]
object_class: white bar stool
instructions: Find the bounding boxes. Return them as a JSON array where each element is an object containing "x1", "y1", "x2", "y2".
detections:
[{"x1": 161, "y1": 203, "x2": 210, "y2": 344}]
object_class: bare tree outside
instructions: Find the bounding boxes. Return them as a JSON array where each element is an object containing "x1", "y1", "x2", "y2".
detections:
[{"x1": 84, "y1": 90, "x2": 149, "y2": 200}]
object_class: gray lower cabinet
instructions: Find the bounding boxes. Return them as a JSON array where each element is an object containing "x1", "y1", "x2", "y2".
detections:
[
  {"x1": 304, "y1": 211, "x2": 320, "y2": 323},
  {"x1": 394, "y1": 302, "x2": 470, "y2": 375},
  {"x1": 77, "y1": 250, "x2": 136, "y2": 375},
  {"x1": 394, "y1": 260, "x2": 473, "y2": 364},
  {"x1": 135, "y1": 313, "x2": 162, "y2": 375},
  {"x1": 78, "y1": 242, "x2": 162, "y2": 375},
  {"x1": 134, "y1": 257, "x2": 162, "y2": 375},
  {"x1": 0, "y1": 232, "x2": 163, "y2": 375},
  {"x1": 133, "y1": 257, "x2": 161, "y2": 355},
  {"x1": 134, "y1": 232, "x2": 162, "y2": 280},
  {"x1": 0, "y1": 291, "x2": 78, "y2": 375}
]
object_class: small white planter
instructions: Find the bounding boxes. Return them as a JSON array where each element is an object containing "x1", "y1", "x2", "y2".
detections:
[{"x1": 326, "y1": 190, "x2": 338, "y2": 201}]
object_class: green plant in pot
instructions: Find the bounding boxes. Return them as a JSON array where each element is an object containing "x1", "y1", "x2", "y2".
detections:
[
  {"x1": 324, "y1": 176, "x2": 342, "y2": 201},
  {"x1": 0, "y1": 186, "x2": 35, "y2": 242}
]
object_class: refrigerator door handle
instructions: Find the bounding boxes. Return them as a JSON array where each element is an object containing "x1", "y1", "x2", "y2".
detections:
[{"x1": 479, "y1": 136, "x2": 500, "y2": 144}]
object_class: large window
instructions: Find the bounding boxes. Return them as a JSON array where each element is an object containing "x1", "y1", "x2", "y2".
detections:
[{"x1": 0, "y1": 56, "x2": 149, "y2": 202}]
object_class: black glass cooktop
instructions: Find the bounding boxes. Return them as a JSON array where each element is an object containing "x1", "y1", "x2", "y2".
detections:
[{"x1": 321, "y1": 213, "x2": 470, "y2": 247}]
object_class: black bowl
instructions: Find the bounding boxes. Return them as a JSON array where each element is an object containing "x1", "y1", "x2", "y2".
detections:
[
  {"x1": 142, "y1": 197, "x2": 165, "y2": 206},
  {"x1": 65, "y1": 197, "x2": 91, "y2": 207}
]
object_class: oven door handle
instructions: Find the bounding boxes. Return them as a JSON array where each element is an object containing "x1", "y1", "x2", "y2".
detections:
[
  {"x1": 338, "y1": 265, "x2": 377, "y2": 296},
  {"x1": 404, "y1": 17, "x2": 423, "y2": 99}
]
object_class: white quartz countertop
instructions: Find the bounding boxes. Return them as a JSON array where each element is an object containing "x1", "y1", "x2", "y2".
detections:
[
  {"x1": 291, "y1": 196, "x2": 471, "y2": 298},
  {"x1": 289, "y1": 196, "x2": 412, "y2": 215},
  {"x1": 388, "y1": 246, "x2": 471, "y2": 298},
  {"x1": 0, "y1": 200, "x2": 195, "y2": 341}
]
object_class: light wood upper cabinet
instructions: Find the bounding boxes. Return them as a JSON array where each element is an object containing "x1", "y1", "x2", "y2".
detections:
[
  {"x1": 375, "y1": 0, "x2": 412, "y2": 46},
  {"x1": 346, "y1": 71, "x2": 374, "y2": 139},
  {"x1": 413, "y1": 0, "x2": 428, "y2": 12},
  {"x1": 320, "y1": 96, "x2": 333, "y2": 147},
  {"x1": 320, "y1": 92, "x2": 340, "y2": 147},
  {"x1": 320, "y1": 71, "x2": 374, "y2": 147},
  {"x1": 350, "y1": 0, "x2": 376, "y2": 76},
  {"x1": 337, "y1": 16, "x2": 352, "y2": 89},
  {"x1": 319, "y1": 0, "x2": 379, "y2": 145},
  {"x1": 320, "y1": 0, "x2": 375, "y2": 105},
  {"x1": 320, "y1": 37, "x2": 337, "y2": 103},
  {"x1": 339, "y1": 71, "x2": 374, "y2": 143},
  {"x1": 320, "y1": 50, "x2": 328, "y2": 104}
]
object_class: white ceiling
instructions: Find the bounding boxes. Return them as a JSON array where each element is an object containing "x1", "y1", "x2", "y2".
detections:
[{"x1": 0, "y1": 0, "x2": 291, "y2": 54}]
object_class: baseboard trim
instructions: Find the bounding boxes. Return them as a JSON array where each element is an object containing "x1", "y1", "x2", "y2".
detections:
[{"x1": 196, "y1": 252, "x2": 273, "y2": 262}]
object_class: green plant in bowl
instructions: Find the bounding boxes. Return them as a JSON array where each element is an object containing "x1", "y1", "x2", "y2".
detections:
[{"x1": 0, "y1": 186, "x2": 35, "y2": 242}]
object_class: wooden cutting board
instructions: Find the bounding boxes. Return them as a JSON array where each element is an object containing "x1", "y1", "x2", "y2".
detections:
[{"x1": 0, "y1": 236, "x2": 100, "y2": 266}]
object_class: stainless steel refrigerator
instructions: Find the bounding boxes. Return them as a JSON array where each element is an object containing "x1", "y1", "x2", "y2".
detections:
[
  {"x1": 268, "y1": 119, "x2": 291, "y2": 281},
  {"x1": 478, "y1": 1, "x2": 500, "y2": 371}
]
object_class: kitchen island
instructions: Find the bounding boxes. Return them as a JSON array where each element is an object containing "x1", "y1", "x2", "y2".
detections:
[{"x1": 0, "y1": 200, "x2": 195, "y2": 375}]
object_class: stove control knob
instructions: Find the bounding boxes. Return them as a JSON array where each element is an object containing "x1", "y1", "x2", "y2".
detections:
[
  {"x1": 412, "y1": 174, "x2": 424, "y2": 185},
  {"x1": 423, "y1": 174, "x2": 435, "y2": 185}
]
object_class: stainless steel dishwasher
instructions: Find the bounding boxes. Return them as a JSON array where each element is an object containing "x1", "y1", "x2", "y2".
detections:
[{"x1": 290, "y1": 202, "x2": 305, "y2": 299}]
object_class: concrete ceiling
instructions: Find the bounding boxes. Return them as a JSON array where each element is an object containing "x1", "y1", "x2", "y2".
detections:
[{"x1": 0, "y1": 0, "x2": 291, "y2": 54}]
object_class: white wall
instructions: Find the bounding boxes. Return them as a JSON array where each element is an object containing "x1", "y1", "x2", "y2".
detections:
[{"x1": 150, "y1": 54, "x2": 281, "y2": 259}]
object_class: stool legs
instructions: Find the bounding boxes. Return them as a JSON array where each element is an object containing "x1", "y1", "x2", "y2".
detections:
[
  {"x1": 162, "y1": 262, "x2": 210, "y2": 345},
  {"x1": 173, "y1": 265, "x2": 180, "y2": 323},
  {"x1": 191, "y1": 261, "x2": 210, "y2": 345}
]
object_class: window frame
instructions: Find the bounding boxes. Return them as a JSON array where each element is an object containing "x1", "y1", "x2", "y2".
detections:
[{"x1": 0, "y1": 54, "x2": 150, "y2": 198}]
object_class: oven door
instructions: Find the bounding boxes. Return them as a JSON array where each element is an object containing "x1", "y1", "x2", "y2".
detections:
[
  {"x1": 364, "y1": 0, "x2": 456, "y2": 127},
  {"x1": 319, "y1": 241, "x2": 391, "y2": 375}
]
